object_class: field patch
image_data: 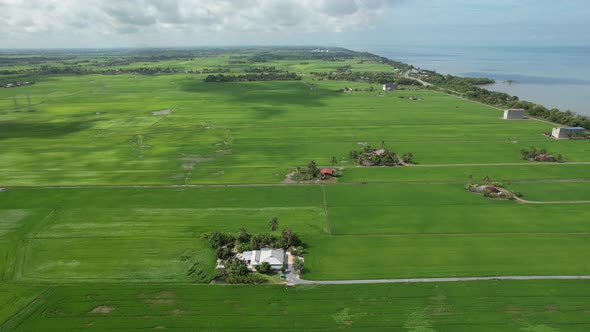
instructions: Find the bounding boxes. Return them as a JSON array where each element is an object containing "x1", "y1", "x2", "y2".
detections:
[
  {"x1": 304, "y1": 234, "x2": 590, "y2": 280},
  {"x1": 0, "y1": 210, "x2": 29, "y2": 236},
  {"x1": 2, "y1": 281, "x2": 590, "y2": 331},
  {"x1": 510, "y1": 182, "x2": 590, "y2": 201},
  {"x1": 22, "y1": 238, "x2": 216, "y2": 282}
]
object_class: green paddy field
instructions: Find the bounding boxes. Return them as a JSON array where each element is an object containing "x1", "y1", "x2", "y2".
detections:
[{"x1": 1, "y1": 48, "x2": 589, "y2": 330}]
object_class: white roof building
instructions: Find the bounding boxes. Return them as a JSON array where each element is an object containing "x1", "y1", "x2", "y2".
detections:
[
  {"x1": 503, "y1": 109, "x2": 525, "y2": 120},
  {"x1": 383, "y1": 83, "x2": 398, "y2": 91},
  {"x1": 242, "y1": 248, "x2": 285, "y2": 270}
]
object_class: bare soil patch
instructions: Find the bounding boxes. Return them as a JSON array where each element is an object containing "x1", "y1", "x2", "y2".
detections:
[
  {"x1": 152, "y1": 109, "x2": 173, "y2": 116},
  {"x1": 545, "y1": 304, "x2": 559, "y2": 313},
  {"x1": 181, "y1": 154, "x2": 214, "y2": 163},
  {"x1": 89, "y1": 306, "x2": 115, "y2": 314},
  {"x1": 170, "y1": 309, "x2": 184, "y2": 316}
]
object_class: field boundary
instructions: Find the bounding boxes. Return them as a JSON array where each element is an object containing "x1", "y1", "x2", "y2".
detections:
[
  {"x1": 0, "y1": 286, "x2": 52, "y2": 330},
  {"x1": 321, "y1": 186, "x2": 332, "y2": 236}
]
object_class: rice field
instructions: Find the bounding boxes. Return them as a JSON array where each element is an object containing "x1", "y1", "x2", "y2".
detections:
[{"x1": 1, "y1": 48, "x2": 589, "y2": 330}]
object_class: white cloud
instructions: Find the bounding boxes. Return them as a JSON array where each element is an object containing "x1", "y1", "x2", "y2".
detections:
[{"x1": 0, "y1": 0, "x2": 396, "y2": 38}]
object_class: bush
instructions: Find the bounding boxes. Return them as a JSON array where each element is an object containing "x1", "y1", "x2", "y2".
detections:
[
  {"x1": 236, "y1": 242, "x2": 253, "y2": 253},
  {"x1": 290, "y1": 246, "x2": 304, "y2": 256},
  {"x1": 203, "y1": 231, "x2": 235, "y2": 249},
  {"x1": 293, "y1": 257, "x2": 304, "y2": 273},
  {"x1": 225, "y1": 258, "x2": 249, "y2": 277},
  {"x1": 226, "y1": 272, "x2": 268, "y2": 284},
  {"x1": 255, "y1": 262, "x2": 272, "y2": 274},
  {"x1": 216, "y1": 247, "x2": 232, "y2": 260}
]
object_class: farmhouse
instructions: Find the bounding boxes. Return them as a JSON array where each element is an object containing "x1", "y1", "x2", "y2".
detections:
[
  {"x1": 320, "y1": 168, "x2": 334, "y2": 176},
  {"x1": 242, "y1": 248, "x2": 284, "y2": 270},
  {"x1": 551, "y1": 126, "x2": 586, "y2": 139},
  {"x1": 383, "y1": 83, "x2": 398, "y2": 91},
  {"x1": 503, "y1": 109, "x2": 525, "y2": 120}
]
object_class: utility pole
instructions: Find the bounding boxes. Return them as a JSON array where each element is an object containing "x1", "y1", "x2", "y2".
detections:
[
  {"x1": 27, "y1": 94, "x2": 32, "y2": 112},
  {"x1": 13, "y1": 96, "x2": 20, "y2": 112}
]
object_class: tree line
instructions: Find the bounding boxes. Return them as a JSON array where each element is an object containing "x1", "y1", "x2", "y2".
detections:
[
  {"x1": 417, "y1": 72, "x2": 590, "y2": 128},
  {"x1": 204, "y1": 72, "x2": 301, "y2": 82}
]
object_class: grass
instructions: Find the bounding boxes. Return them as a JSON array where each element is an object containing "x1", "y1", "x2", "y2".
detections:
[
  {"x1": 0, "y1": 187, "x2": 325, "y2": 283},
  {"x1": 2, "y1": 74, "x2": 588, "y2": 186},
  {"x1": 305, "y1": 234, "x2": 590, "y2": 280},
  {"x1": 509, "y1": 182, "x2": 590, "y2": 201},
  {"x1": 2, "y1": 281, "x2": 590, "y2": 331}
]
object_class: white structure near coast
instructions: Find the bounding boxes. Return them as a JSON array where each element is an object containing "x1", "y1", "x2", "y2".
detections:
[
  {"x1": 383, "y1": 83, "x2": 398, "y2": 91},
  {"x1": 503, "y1": 109, "x2": 525, "y2": 120},
  {"x1": 551, "y1": 126, "x2": 586, "y2": 139}
]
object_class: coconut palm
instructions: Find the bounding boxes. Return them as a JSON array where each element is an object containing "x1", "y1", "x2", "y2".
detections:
[{"x1": 268, "y1": 216, "x2": 279, "y2": 232}]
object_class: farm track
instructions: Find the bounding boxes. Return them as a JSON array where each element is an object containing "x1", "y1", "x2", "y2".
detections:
[{"x1": 287, "y1": 275, "x2": 590, "y2": 286}]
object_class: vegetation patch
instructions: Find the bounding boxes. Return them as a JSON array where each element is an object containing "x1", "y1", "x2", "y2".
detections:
[
  {"x1": 288, "y1": 161, "x2": 339, "y2": 182},
  {"x1": 520, "y1": 147, "x2": 563, "y2": 162},
  {"x1": 349, "y1": 144, "x2": 413, "y2": 166},
  {"x1": 465, "y1": 176, "x2": 522, "y2": 200},
  {"x1": 89, "y1": 306, "x2": 114, "y2": 314}
]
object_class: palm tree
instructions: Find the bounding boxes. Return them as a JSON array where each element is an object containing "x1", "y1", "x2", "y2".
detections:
[{"x1": 268, "y1": 217, "x2": 279, "y2": 232}]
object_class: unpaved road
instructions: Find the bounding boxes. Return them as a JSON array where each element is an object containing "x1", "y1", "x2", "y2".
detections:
[{"x1": 287, "y1": 274, "x2": 590, "y2": 286}]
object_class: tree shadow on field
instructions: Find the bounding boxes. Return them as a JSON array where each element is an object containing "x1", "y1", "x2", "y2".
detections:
[
  {"x1": 178, "y1": 78, "x2": 337, "y2": 108},
  {"x1": 0, "y1": 120, "x2": 93, "y2": 140}
]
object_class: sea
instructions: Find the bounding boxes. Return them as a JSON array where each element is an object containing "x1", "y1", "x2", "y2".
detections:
[{"x1": 355, "y1": 45, "x2": 590, "y2": 116}]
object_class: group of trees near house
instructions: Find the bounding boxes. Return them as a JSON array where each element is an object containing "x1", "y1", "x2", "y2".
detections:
[
  {"x1": 311, "y1": 70, "x2": 422, "y2": 86},
  {"x1": 349, "y1": 145, "x2": 413, "y2": 166},
  {"x1": 201, "y1": 217, "x2": 302, "y2": 284},
  {"x1": 520, "y1": 147, "x2": 562, "y2": 162}
]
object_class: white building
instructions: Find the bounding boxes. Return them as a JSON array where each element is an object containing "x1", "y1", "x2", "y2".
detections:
[
  {"x1": 383, "y1": 83, "x2": 398, "y2": 91},
  {"x1": 503, "y1": 109, "x2": 525, "y2": 120},
  {"x1": 242, "y1": 248, "x2": 285, "y2": 270},
  {"x1": 551, "y1": 126, "x2": 586, "y2": 139}
]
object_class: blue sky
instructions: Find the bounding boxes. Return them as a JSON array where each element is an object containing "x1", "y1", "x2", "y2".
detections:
[{"x1": 0, "y1": 0, "x2": 588, "y2": 48}]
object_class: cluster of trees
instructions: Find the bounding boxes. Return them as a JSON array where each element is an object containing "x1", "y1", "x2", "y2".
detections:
[
  {"x1": 292, "y1": 161, "x2": 336, "y2": 181},
  {"x1": 202, "y1": 219, "x2": 303, "y2": 284},
  {"x1": 464, "y1": 176, "x2": 523, "y2": 200},
  {"x1": 243, "y1": 66, "x2": 282, "y2": 73},
  {"x1": 204, "y1": 72, "x2": 301, "y2": 82},
  {"x1": 203, "y1": 218, "x2": 302, "y2": 257},
  {"x1": 349, "y1": 145, "x2": 413, "y2": 166},
  {"x1": 248, "y1": 49, "x2": 357, "y2": 63},
  {"x1": 222, "y1": 258, "x2": 267, "y2": 284},
  {"x1": 520, "y1": 147, "x2": 562, "y2": 162},
  {"x1": 417, "y1": 71, "x2": 590, "y2": 129},
  {"x1": 312, "y1": 71, "x2": 422, "y2": 86}
]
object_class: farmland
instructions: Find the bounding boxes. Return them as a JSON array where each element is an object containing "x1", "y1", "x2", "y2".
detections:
[
  {"x1": 3, "y1": 281, "x2": 590, "y2": 331},
  {"x1": 1, "y1": 47, "x2": 589, "y2": 330}
]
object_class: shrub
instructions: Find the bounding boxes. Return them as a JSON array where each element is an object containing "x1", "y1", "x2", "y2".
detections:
[
  {"x1": 216, "y1": 247, "x2": 232, "y2": 260},
  {"x1": 203, "y1": 231, "x2": 235, "y2": 249},
  {"x1": 255, "y1": 262, "x2": 272, "y2": 274},
  {"x1": 226, "y1": 272, "x2": 267, "y2": 284},
  {"x1": 236, "y1": 242, "x2": 253, "y2": 253},
  {"x1": 294, "y1": 257, "x2": 305, "y2": 273}
]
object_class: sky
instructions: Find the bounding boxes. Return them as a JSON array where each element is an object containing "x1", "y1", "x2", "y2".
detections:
[{"x1": 0, "y1": 0, "x2": 589, "y2": 48}]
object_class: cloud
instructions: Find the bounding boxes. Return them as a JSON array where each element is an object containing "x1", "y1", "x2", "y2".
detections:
[{"x1": 0, "y1": 0, "x2": 396, "y2": 38}]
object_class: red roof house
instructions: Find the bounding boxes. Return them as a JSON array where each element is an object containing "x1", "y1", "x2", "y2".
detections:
[
  {"x1": 320, "y1": 169, "x2": 334, "y2": 176},
  {"x1": 485, "y1": 186, "x2": 501, "y2": 194}
]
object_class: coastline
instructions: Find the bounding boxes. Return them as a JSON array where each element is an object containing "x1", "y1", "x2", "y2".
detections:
[{"x1": 359, "y1": 45, "x2": 590, "y2": 117}]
